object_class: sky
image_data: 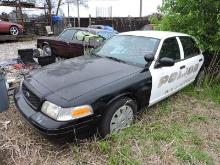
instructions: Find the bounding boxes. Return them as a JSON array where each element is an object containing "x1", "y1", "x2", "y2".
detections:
[{"x1": 0, "y1": 0, "x2": 163, "y2": 17}]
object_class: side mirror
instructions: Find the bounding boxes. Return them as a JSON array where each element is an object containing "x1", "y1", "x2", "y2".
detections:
[
  {"x1": 144, "y1": 54, "x2": 154, "y2": 62},
  {"x1": 156, "y1": 57, "x2": 175, "y2": 68}
]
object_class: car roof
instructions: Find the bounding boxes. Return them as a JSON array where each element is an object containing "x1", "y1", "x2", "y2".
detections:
[
  {"x1": 65, "y1": 27, "x2": 111, "y2": 33},
  {"x1": 119, "y1": 31, "x2": 190, "y2": 39}
]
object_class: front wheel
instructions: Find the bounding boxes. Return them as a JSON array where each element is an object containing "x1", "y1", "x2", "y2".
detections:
[{"x1": 99, "y1": 97, "x2": 137, "y2": 137}]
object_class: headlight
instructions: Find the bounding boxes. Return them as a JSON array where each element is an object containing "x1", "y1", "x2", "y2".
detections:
[{"x1": 41, "y1": 101, "x2": 93, "y2": 121}]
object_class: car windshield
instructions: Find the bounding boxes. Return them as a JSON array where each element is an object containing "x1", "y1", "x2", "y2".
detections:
[{"x1": 93, "y1": 35, "x2": 159, "y2": 67}]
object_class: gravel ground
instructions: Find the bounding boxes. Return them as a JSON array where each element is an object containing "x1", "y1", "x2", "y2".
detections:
[{"x1": 0, "y1": 40, "x2": 37, "y2": 61}]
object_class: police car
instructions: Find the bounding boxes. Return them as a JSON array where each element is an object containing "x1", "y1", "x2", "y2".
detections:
[{"x1": 14, "y1": 31, "x2": 204, "y2": 137}]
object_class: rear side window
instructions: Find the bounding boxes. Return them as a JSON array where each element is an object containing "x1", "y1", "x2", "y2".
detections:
[
  {"x1": 159, "y1": 37, "x2": 180, "y2": 61},
  {"x1": 58, "y1": 29, "x2": 76, "y2": 41},
  {"x1": 179, "y1": 36, "x2": 200, "y2": 58}
]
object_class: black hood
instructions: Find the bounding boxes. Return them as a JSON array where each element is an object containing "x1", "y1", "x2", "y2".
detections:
[{"x1": 28, "y1": 56, "x2": 141, "y2": 101}]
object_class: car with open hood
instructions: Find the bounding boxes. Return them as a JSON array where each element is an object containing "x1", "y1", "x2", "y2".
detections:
[{"x1": 14, "y1": 31, "x2": 204, "y2": 137}]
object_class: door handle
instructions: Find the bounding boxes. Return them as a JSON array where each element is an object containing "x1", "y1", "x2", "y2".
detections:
[
  {"x1": 180, "y1": 65, "x2": 185, "y2": 69},
  {"x1": 199, "y1": 58, "x2": 203, "y2": 62}
]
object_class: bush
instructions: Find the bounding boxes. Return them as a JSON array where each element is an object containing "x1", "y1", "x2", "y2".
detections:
[{"x1": 153, "y1": 0, "x2": 220, "y2": 83}]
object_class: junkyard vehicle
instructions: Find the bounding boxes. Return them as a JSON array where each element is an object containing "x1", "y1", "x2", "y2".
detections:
[
  {"x1": 88, "y1": 25, "x2": 118, "y2": 33},
  {"x1": 14, "y1": 31, "x2": 204, "y2": 137},
  {"x1": 0, "y1": 19, "x2": 24, "y2": 36},
  {"x1": 37, "y1": 27, "x2": 117, "y2": 58}
]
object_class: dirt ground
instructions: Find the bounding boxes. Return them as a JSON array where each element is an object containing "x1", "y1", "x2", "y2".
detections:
[{"x1": 0, "y1": 93, "x2": 219, "y2": 165}]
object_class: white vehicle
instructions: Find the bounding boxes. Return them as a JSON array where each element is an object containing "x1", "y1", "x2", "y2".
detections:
[{"x1": 14, "y1": 31, "x2": 204, "y2": 137}]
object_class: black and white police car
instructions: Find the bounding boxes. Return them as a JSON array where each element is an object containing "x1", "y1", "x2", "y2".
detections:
[{"x1": 14, "y1": 31, "x2": 204, "y2": 137}]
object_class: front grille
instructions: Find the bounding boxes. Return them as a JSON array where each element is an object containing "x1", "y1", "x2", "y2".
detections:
[{"x1": 22, "y1": 84, "x2": 41, "y2": 110}]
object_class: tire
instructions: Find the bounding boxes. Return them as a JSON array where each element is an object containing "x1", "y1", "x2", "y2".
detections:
[
  {"x1": 194, "y1": 69, "x2": 205, "y2": 87},
  {"x1": 9, "y1": 26, "x2": 19, "y2": 36},
  {"x1": 99, "y1": 97, "x2": 137, "y2": 137},
  {"x1": 42, "y1": 44, "x2": 52, "y2": 56}
]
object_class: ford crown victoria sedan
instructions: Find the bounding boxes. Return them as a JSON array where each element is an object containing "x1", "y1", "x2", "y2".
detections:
[{"x1": 14, "y1": 31, "x2": 204, "y2": 137}]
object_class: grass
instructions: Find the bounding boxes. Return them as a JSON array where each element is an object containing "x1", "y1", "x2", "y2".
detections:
[
  {"x1": 0, "y1": 84, "x2": 219, "y2": 164},
  {"x1": 183, "y1": 83, "x2": 220, "y2": 104}
]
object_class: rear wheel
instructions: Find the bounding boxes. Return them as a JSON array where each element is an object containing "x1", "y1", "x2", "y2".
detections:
[
  {"x1": 194, "y1": 69, "x2": 205, "y2": 87},
  {"x1": 10, "y1": 26, "x2": 19, "y2": 36},
  {"x1": 43, "y1": 44, "x2": 52, "y2": 56},
  {"x1": 99, "y1": 97, "x2": 137, "y2": 137}
]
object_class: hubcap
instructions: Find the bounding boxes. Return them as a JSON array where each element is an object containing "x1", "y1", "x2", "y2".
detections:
[
  {"x1": 43, "y1": 46, "x2": 51, "y2": 56},
  {"x1": 110, "y1": 105, "x2": 134, "y2": 133},
  {"x1": 10, "y1": 27, "x2": 19, "y2": 35}
]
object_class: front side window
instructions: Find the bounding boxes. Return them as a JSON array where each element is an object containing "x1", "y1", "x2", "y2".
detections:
[
  {"x1": 58, "y1": 29, "x2": 76, "y2": 41},
  {"x1": 179, "y1": 36, "x2": 200, "y2": 58},
  {"x1": 93, "y1": 35, "x2": 160, "y2": 67},
  {"x1": 159, "y1": 37, "x2": 181, "y2": 61}
]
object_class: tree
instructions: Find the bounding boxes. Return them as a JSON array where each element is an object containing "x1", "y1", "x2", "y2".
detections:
[
  {"x1": 155, "y1": 0, "x2": 220, "y2": 83},
  {"x1": 158, "y1": 0, "x2": 220, "y2": 52}
]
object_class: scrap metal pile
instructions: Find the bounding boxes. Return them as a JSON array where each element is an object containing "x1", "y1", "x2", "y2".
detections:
[{"x1": 0, "y1": 49, "x2": 40, "y2": 95}]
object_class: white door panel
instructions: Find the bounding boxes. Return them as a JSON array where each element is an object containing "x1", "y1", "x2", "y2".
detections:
[{"x1": 149, "y1": 37, "x2": 186, "y2": 106}]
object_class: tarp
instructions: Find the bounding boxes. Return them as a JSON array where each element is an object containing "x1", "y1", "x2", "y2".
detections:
[{"x1": 75, "y1": 31, "x2": 103, "y2": 42}]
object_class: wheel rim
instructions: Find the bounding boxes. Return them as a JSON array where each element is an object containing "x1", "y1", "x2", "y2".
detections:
[
  {"x1": 10, "y1": 27, "x2": 19, "y2": 35},
  {"x1": 110, "y1": 105, "x2": 134, "y2": 133},
  {"x1": 43, "y1": 45, "x2": 51, "y2": 56}
]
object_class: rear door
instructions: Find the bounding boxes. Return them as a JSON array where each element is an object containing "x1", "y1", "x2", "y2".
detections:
[
  {"x1": 149, "y1": 37, "x2": 187, "y2": 106},
  {"x1": 178, "y1": 36, "x2": 204, "y2": 85},
  {"x1": 52, "y1": 29, "x2": 76, "y2": 57}
]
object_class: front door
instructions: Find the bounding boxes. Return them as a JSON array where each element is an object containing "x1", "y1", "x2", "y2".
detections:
[
  {"x1": 149, "y1": 37, "x2": 186, "y2": 106},
  {"x1": 53, "y1": 29, "x2": 76, "y2": 57}
]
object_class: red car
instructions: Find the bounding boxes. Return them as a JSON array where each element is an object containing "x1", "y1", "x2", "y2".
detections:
[{"x1": 0, "y1": 19, "x2": 24, "y2": 36}]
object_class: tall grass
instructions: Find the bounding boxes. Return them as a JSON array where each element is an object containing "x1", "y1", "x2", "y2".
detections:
[{"x1": 183, "y1": 79, "x2": 220, "y2": 104}]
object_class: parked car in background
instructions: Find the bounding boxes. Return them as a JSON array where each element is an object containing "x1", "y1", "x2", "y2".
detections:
[
  {"x1": 15, "y1": 31, "x2": 204, "y2": 137},
  {"x1": 88, "y1": 25, "x2": 118, "y2": 33},
  {"x1": 37, "y1": 27, "x2": 117, "y2": 58},
  {"x1": 0, "y1": 19, "x2": 24, "y2": 36},
  {"x1": 141, "y1": 24, "x2": 156, "y2": 31}
]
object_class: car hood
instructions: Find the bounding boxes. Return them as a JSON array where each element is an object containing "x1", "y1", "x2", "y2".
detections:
[{"x1": 28, "y1": 56, "x2": 141, "y2": 101}]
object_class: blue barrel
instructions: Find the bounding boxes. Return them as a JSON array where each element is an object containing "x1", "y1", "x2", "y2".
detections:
[{"x1": 0, "y1": 73, "x2": 9, "y2": 112}]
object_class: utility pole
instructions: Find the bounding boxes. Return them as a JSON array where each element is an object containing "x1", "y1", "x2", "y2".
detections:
[
  {"x1": 18, "y1": 0, "x2": 24, "y2": 27},
  {"x1": 77, "y1": 0, "x2": 80, "y2": 27},
  {"x1": 140, "y1": 0, "x2": 142, "y2": 17},
  {"x1": 67, "y1": 2, "x2": 70, "y2": 26}
]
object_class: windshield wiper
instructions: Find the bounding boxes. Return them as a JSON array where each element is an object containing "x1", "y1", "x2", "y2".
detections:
[{"x1": 105, "y1": 56, "x2": 126, "y2": 63}]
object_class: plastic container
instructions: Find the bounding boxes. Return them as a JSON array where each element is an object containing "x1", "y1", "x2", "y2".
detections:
[
  {"x1": 37, "y1": 56, "x2": 56, "y2": 66},
  {"x1": 18, "y1": 49, "x2": 36, "y2": 64},
  {"x1": 0, "y1": 73, "x2": 9, "y2": 112}
]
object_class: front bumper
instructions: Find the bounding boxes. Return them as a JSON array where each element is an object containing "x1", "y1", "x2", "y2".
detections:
[{"x1": 14, "y1": 88, "x2": 100, "y2": 136}]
